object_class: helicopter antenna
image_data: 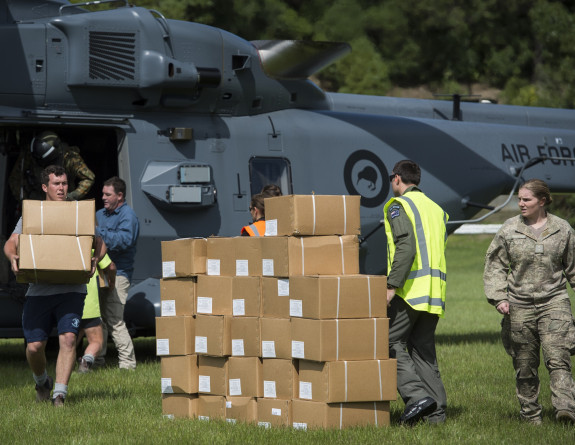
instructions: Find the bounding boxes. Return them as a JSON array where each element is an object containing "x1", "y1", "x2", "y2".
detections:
[{"x1": 434, "y1": 93, "x2": 481, "y2": 120}]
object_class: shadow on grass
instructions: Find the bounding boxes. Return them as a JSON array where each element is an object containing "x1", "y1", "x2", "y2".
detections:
[{"x1": 436, "y1": 331, "x2": 501, "y2": 346}]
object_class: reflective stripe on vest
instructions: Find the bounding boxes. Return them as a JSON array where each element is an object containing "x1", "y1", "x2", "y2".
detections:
[
  {"x1": 242, "y1": 220, "x2": 266, "y2": 237},
  {"x1": 384, "y1": 191, "x2": 448, "y2": 316}
]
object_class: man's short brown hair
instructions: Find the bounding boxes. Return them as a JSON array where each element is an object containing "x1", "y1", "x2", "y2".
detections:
[
  {"x1": 40, "y1": 165, "x2": 66, "y2": 185},
  {"x1": 103, "y1": 176, "x2": 126, "y2": 197}
]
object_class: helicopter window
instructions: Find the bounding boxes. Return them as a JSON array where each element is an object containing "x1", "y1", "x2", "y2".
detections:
[{"x1": 249, "y1": 156, "x2": 292, "y2": 197}]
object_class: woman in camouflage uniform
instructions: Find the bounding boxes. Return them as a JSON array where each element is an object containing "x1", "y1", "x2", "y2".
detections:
[{"x1": 484, "y1": 179, "x2": 575, "y2": 425}]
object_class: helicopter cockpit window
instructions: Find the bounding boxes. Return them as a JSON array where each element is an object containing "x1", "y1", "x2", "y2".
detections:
[{"x1": 249, "y1": 157, "x2": 292, "y2": 197}]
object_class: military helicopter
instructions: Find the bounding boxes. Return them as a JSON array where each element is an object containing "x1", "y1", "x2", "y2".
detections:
[{"x1": 1, "y1": 0, "x2": 574, "y2": 337}]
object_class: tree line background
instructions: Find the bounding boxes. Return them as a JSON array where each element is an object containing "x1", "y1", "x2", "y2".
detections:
[{"x1": 84, "y1": 0, "x2": 575, "y2": 223}]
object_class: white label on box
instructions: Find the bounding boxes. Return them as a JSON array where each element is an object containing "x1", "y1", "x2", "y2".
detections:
[
  {"x1": 229, "y1": 378, "x2": 242, "y2": 396},
  {"x1": 277, "y1": 279, "x2": 289, "y2": 296},
  {"x1": 263, "y1": 380, "x2": 277, "y2": 398},
  {"x1": 197, "y1": 297, "x2": 213, "y2": 314},
  {"x1": 258, "y1": 421, "x2": 271, "y2": 428},
  {"x1": 262, "y1": 259, "x2": 274, "y2": 276},
  {"x1": 207, "y1": 259, "x2": 220, "y2": 276},
  {"x1": 198, "y1": 416, "x2": 210, "y2": 421},
  {"x1": 198, "y1": 375, "x2": 211, "y2": 392},
  {"x1": 156, "y1": 338, "x2": 169, "y2": 355},
  {"x1": 163, "y1": 414, "x2": 175, "y2": 420},
  {"x1": 236, "y1": 259, "x2": 249, "y2": 276},
  {"x1": 299, "y1": 381, "x2": 312, "y2": 399},
  {"x1": 261, "y1": 341, "x2": 276, "y2": 358},
  {"x1": 226, "y1": 418, "x2": 236, "y2": 424},
  {"x1": 289, "y1": 299, "x2": 303, "y2": 317},
  {"x1": 195, "y1": 336, "x2": 208, "y2": 354},
  {"x1": 161, "y1": 378, "x2": 173, "y2": 394},
  {"x1": 271, "y1": 408, "x2": 282, "y2": 416},
  {"x1": 161, "y1": 300, "x2": 176, "y2": 317},
  {"x1": 226, "y1": 401, "x2": 232, "y2": 409},
  {"x1": 293, "y1": 422, "x2": 307, "y2": 430},
  {"x1": 265, "y1": 219, "x2": 278, "y2": 236},
  {"x1": 162, "y1": 261, "x2": 176, "y2": 278},
  {"x1": 233, "y1": 299, "x2": 245, "y2": 316},
  {"x1": 232, "y1": 339, "x2": 245, "y2": 356},
  {"x1": 292, "y1": 340, "x2": 305, "y2": 359}
]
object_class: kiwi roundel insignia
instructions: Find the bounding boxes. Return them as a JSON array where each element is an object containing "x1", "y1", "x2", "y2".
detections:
[{"x1": 343, "y1": 150, "x2": 389, "y2": 208}]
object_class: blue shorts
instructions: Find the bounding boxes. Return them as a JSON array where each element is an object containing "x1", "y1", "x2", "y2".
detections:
[{"x1": 22, "y1": 292, "x2": 86, "y2": 343}]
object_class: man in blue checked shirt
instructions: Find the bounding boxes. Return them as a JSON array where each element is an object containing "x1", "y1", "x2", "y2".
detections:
[{"x1": 96, "y1": 176, "x2": 139, "y2": 369}]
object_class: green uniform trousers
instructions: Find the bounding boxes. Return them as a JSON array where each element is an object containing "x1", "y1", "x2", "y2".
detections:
[{"x1": 388, "y1": 296, "x2": 447, "y2": 423}]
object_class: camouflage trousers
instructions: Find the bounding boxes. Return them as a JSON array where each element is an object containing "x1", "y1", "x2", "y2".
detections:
[{"x1": 501, "y1": 299, "x2": 575, "y2": 422}]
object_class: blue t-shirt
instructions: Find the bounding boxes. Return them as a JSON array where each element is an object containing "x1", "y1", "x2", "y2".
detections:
[
  {"x1": 96, "y1": 202, "x2": 139, "y2": 281},
  {"x1": 12, "y1": 217, "x2": 87, "y2": 296}
]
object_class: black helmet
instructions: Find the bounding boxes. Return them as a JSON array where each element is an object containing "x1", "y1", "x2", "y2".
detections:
[{"x1": 31, "y1": 131, "x2": 60, "y2": 165}]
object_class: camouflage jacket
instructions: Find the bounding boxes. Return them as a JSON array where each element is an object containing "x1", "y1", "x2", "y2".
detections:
[
  {"x1": 9, "y1": 144, "x2": 95, "y2": 200},
  {"x1": 484, "y1": 213, "x2": 575, "y2": 307}
]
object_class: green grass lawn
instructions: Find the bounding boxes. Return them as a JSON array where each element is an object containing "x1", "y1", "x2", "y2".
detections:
[{"x1": 1, "y1": 234, "x2": 574, "y2": 444}]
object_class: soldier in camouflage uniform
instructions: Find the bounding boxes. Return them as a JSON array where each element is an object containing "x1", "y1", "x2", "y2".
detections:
[
  {"x1": 9, "y1": 131, "x2": 95, "y2": 201},
  {"x1": 484, "y1": 179, "x2": 575, "y2": 425}
]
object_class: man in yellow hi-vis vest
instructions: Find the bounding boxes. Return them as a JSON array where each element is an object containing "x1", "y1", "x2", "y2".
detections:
[{"x1": 384, "y1": 160, "x2": 448, "y2": 425}]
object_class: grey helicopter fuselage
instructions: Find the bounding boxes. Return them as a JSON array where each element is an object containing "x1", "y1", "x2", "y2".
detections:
[{"x1": 1, "y1": 0, "x2": 574, "y2": 336}]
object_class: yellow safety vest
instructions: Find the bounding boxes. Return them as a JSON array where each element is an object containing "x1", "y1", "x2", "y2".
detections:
[{"x1": 384, "y1": 191, "x2": 448, "y2": 316}]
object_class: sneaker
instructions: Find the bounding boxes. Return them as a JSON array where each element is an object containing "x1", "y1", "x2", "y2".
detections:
[
  {"x1": 52, "y1": 394, "x2": 65, "y2": 407},
  {"x1": 35, "y1": 376, "x2": 53, "y2": 402},
  {"x1": 77, "y1": 358, "x2": 93, "y2": 373},
  {"x1": 557, "y1": 410, "x2": 575, "y2": 423}
]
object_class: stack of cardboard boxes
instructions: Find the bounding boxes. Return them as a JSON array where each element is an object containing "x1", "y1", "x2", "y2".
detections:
[
  {"x1": 17, "y1": 200, "x2": 95, "y2": 284},
  {"x1": 157, "y1": 195, "x2": 396, "y2": 429}
]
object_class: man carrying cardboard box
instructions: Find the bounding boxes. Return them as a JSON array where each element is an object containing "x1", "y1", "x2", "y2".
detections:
[
  {"x1": 384, "y1": 160, "x2": 448, "y2": 425},
  {"x1": 3, "y1": 165, "x2": 104, "y2": 406},
  {"x1": 96, "y1": 176, "x2": 139, "y2": 370}
]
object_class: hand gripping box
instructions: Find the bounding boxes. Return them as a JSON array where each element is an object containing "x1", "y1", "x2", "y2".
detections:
[
  {"x1": 161, "y1": 238, "x2": 207, "y2": 277},
  {"x1": 289, "y1": 275, "x2": 387, "y2": 319},
  {"x1": 162, "y1": 394, "x2": 198, "y2": 419},
  {"x1": 17, "y1": 234, "x2": 93, "y2": 284},
  {"x1": 155, "y1": 316, "x2": 195, "y2": 356},
  {"x1": 194, "y1": 315, "x2": 232, "y2": 357},
  {"x1": 225, "y1": 397, "x2": 258, "y2": 424},
  {"x1": 262, "y1": 359, "x2": 298, "y2": 399},
  {"x1": 161, "y1": 355, "x2": 199, "y2": 394},
  {"x1": 198, "y1": 356, "x2": 227, "y2": 396},
  {"x1": 196, "y1": 276, "x2": 261, "y2": 316},
  {"x1": 257, "y1": 399, "x2": 292, "y2": 428},
  {"x1": 22, "y1": 199, "x2": 95, "y2": 236},
  {"x1": 230, "y1": 316, "x2": 261, "y2": 357},
  {"x1": 297, "y1": 359, "x2": 397, "y2": 403},
  {"x1": 206, "y1": 237, "x2": 262, "y2": 277},
  {"x1": 227, "y1": 357, "x2": 263, "y2": 398},
  {"x1": 160, "y1": 278, "x2": 196, "y2": 316},
  {"x1": 260, "y1": 318, "x2": 291, "y2": 360},
  {"x1": 260, "y1": 235, "x2": 359, "y2": 277},
  {"x1": 292, "y1": 400, "x2": 390, "y2": 429},
  {"x1": 264, "y1": 195, "x2": 361, "y2": 236},
  {"x1": 291, "y1": 318, "x2": 389, "y2": 362}
]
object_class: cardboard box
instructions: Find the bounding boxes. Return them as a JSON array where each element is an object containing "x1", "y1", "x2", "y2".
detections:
[
  {"x1": 292, "y1": 400, "x2": 390, "y2": 429},
  {"x1": 22, "y1": 199, "x2": 95, "y2": 236},
  {"x1": 198, "y1": 356, "x2": 227, "y2": 396},
  {"x1": 298, "y1": 359, "x2": 397, "y2": 403},
  {"x1": 197, "y1": 395, "x2": 226, "y2": 421},
  {"x1": 206, "y1": 237, "x2": 262, "y2": 277},
  {"x1": 161, "y1": 238, "x2": 207, "y2": 277},
  {"x1": 155, "y1": 316, "x2": 195, "y2": 356},
  {"x1": 17, "y1": 234, "x2": 93, "y2": 284},
  {"x1": 291, "y1": 318, "x2": 389, "y2": 362},
  {"x1": 194, "y1": 315, "x2": 231, "y2": 357},
  {"x1": 162, "y1": 394, "x2": 198, "y2": 419},
  {"x1": 227, "y1": 357, "x2": 263, "y2": 397},
  {"x1": 260, "y1": 236, "x2": 359, "y2": 277},
  {"x1": 225, "y1": 397, "x2": 258, "y2": 424},
  {"x1": 230, "y1": 317, "x2": 260, "y2": 357},
  {"x1": 260, "y1": 318, "x2": 291, "y2": 359},
  {"x1": 264, "y1": 195, "x2": 361, "y2": 236},
  {"x1": 257, "y1": 399, "x2": 292, "y2": 428},
  {"x1": 160, "y1": 278, "x2": 196, "y2": 316},
  {"x1": 161, "y1": 355, "x2": 199, "y2": 394},
  {"x1": 262, "y1": 359, "x2": 298, "y2": 399},
  {"x1": 261, "y1": 278, "x2": 291, "y2": 319},
  {"x1": 289, "y1": 275, "x2": 387, "y2": 319},
  {"x1": 196, "y1": 276, "x2": 261, "y2": 316}
]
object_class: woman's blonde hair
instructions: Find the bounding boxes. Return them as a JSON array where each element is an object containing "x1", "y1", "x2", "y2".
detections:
[{"x1": 519, "y1": 179, "x2": 553, "y2": 206}]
